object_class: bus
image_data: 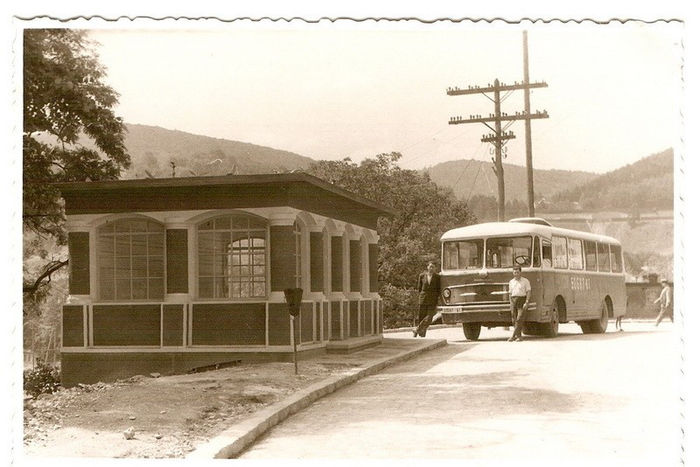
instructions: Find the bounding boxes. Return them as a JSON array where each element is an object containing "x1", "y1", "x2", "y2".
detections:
[{"x1": 438, "y1": 217, "x2": 626, "y2": 341}]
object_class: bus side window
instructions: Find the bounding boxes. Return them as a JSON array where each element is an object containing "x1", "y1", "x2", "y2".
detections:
[
  {"x1": 542, "y1": 239, "x2": 552, "y2": 268},
  {"x1": 533, "y1": 236, "x2": 541, "y2": 267},
  {"x1": 610, "y1": 244, "x2": 623, "y2": 273}
]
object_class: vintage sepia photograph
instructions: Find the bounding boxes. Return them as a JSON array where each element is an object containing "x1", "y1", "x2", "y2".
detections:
[{"x1": 11, "y1": 12, "x2": 689, "y2": 465}]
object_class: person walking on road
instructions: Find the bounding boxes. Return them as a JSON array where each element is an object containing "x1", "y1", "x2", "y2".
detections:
[
  {"x1": 508, "y1": 265, "x2": 531, "y2": 342},
  {"x1": 413, "y1": 262, "x2": 441, "y2": 338},
  {"x1": 654, "y1": 279, "x2": 673, "y2": 326}
]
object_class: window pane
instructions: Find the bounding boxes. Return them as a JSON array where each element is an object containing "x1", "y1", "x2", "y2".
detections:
[
  {"x1": 132, "y1": 256, "x2": 148, "y2": 278},
  {"x1": 611, "y1": 245, "x2": 623, "y2": 273},
  {"x1": 199, "y1": 253, "x2": 214, "y2": 277},
  {"x1": 214, "y1": 254, "x2": 227, "y2": 276},
  {"x1": 214, "y1": 216, "x2": 231, "y2": 230},
  {"x1": 115, "y1": 235, "x2": 131, "y2": 254},
  {"x1": 553, "y1": 236, "x2": 568, "y2": 269},
  {"x1": 131, "y1": 235, "x2": 147, "y2": 255},
  {"x1": 99, "y1": 279, "x2": 114, "y2": 301},
  {"x1": 115, "y1": 257, "x2": 131, "y2": 279},
  {"x1": 443, "y1": 240, "x2": 483, "y2": 270},
  {"x1": 149, "y1": 233, "x2": 164, "y2": 254},
  {"x1": 114, "y1": 220, "x2": 131, "y2": 233},
  {"x1": 199, "y1": 278, "x2": 213, "y2": 298},
  {"x1": 132, "y1": 279, "x2": 147, "y2": 299},
  {"x1": 486, "y1": 236, "x2": 532, "y2": 268},
  {"x1": 444, "y1": 242, "x2": 458, "y2": 270},
  {"x1": 533, "y1": 236, "x2": 541, "y2": 267},
  {"x1": 97, "y1": 223, "x2": 114, "y2": 235},
  {"x1": 149, "y1": 256, "x2": 164, "y2": 277},
  {"x1": 584, "y1": 240, "x2": 597, "y2": 271},
  {"x1": 148, "y1": 278, "x2": 164, "y2": 299},
  {"x1": 568, "y1": 239, "x2": 584, "y2": 270},
  {"x1": 97, "y1": 236, "x2": 114, "y2": 256},
  {"x1": 198, "y1": 219, "x2": 214, "y2": 231},
  {"x1": 97, "y1": 218, "x2": 164, "y2": 301},
  {"x1": 197, "y1": 214, "x2": 267, "y2": 299},
  {"x1": 229, "y1": 281, "x2": 241, "y2": 298},
  {"x1": 214, "y1": 278, "x2": 228, "y2": 298},
  {"x1": 542, "y1": 240, "x2": 553, "y2": 268},
  {"x1": 115, "y1": 279, "x2": 131, "y2": 300},
  {"x1": 253, "y1": 282, "x2": 266, "y2": 297},
  {"x1": 213, "y1": 231, "x2": 230, "y2": 254},
  {"x1": 598, "y1": 243, "x2": 611, "y2": 272}
]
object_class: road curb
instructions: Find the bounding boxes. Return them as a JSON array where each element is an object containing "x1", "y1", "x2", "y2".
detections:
[{"x1": 187, "y1": 338, "x2": 447, "y2": 459}]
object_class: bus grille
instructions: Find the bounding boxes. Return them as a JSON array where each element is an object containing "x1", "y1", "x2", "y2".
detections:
[{"x1": 445, "y1": 282, "x2": 509, "y2": 305}]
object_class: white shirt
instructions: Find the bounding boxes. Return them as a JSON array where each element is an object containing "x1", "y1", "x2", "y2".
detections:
[{"x1": 509, "y1": 276, "x2": 531, "y2": 297}]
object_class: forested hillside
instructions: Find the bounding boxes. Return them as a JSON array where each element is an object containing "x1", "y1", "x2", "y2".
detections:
[
  {"x1": 550, "y1": 148, "x2": 673, "y2": 211},
  {"x1": 426, "y1": 159, "x2": 597, "y2": 202},
  {"x1": 121, "y1": 124, "x2": 315, "y2": 178}
]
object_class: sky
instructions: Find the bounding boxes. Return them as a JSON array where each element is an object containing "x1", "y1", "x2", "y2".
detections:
[{"x1": 86, "y1": 20, "x2": 683, "y2": 174}]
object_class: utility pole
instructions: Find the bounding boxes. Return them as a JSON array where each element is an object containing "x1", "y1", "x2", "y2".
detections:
[
  {"x1": 447, "y1": 79, "x2": 548, "y2": 221},
  {"x1": 522, "y1": 30, "x2": 536, "y2": 217}
]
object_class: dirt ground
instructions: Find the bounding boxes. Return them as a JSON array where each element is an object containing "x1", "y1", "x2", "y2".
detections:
[{"x1": 23, "y1": 360, "x2": 358, "y2": 458}]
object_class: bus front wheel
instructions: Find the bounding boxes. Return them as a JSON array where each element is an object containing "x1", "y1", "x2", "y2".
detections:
[
  {"x1": 541, "y1": 304, "x2": 560, "y2": 338},
  {"x1": 463, "y1": 323, "x2": 481, "y2": 341}
]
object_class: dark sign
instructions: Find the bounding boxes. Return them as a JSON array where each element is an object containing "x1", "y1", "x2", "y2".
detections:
[{"x1": 284, "y1": 288, "x2": 303, "y2": 317}]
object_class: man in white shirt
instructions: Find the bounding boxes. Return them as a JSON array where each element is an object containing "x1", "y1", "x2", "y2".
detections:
[
  {"x1": 654, "y1": 279, "x2": 673, "y2": 326},
  {"x1": 508, "y1": 265, "x2": 531, "y2": 342}
]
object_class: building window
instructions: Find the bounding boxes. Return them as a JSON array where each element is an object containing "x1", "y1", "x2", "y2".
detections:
[
  {"x1": 97, "y1": 218, "x2": 165, "y2": 301},
  {"x1": 197, "y1": 213, "x2": 267, "y2": 299}
]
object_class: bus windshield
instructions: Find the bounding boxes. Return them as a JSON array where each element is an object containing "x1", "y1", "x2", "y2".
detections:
[
  {"x1": 443, "y1": 239, "x2": 484, "y2": 270},
  {"x1": 485, "y1": 236, "x2": 533, "y2": 268}
]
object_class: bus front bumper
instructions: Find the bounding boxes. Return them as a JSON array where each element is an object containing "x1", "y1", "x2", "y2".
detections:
[{"x1": 438, "y1": 303, "x2": 538, "y2": 325}]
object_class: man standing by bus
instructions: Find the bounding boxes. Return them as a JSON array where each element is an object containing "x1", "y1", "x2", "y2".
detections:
[
  {"x1": 508, "y1": 265, "x2": 531, "y2": 342},
  {"x1": 413, "y1": 262, "x2": 441, "y2": 338}
]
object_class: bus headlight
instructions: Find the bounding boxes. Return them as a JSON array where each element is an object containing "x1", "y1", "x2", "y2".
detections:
[{"x1": 442, "y1": 288, "x2": 451, "y2": 303}]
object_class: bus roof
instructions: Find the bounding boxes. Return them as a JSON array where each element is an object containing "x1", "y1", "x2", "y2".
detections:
[{"x1": 440, "y1": 221, "x2": 622, "y2": 245}]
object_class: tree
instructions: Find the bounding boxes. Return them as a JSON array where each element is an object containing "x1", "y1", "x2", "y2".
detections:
[
  {"x1": 307, "y1": 153, "x2": 476, "y2": 325},
  {"x1": 23, "y1": 29, "x2": 130, "y2": 299}
]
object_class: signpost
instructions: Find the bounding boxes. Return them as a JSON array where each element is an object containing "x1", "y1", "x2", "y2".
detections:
[{"x1": 284, "y1": 288, "x2": 303, "y2": 375}]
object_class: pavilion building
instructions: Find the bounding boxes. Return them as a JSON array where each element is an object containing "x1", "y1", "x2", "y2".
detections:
[{"x1": 57, "y1": 173, "x2": 393, "y2": 386}]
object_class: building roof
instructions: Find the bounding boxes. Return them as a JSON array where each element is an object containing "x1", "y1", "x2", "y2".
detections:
[{"x1": 56, "y1": 172, "x2": 396, "y2": 230}]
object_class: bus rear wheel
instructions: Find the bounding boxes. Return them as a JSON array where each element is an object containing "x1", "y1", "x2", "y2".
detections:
[
  {"x1": 462, "y1": 323, "x2": 481, "y2": 341},
  {"x1": 585, "y1": 300, "x2": 610, "y2": 334}
]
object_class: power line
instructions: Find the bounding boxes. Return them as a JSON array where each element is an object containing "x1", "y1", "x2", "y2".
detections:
[{"x1": 446, "y1": 75, "x2": 548, "y2": 220}]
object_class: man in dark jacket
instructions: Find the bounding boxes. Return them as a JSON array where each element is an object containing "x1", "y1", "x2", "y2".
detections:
[{"x1": 414, "y1": 262, "x2": 441, "y2": 337}]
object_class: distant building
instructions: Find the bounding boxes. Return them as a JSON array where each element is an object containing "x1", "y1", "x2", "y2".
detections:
[{"x1": 57, "y1": 173, "x2": 394, "y2": 386}]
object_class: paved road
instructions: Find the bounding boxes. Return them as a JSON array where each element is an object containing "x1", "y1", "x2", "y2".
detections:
[{"x1": 239, "y1": 322, "x2": 680, "y2": 463}]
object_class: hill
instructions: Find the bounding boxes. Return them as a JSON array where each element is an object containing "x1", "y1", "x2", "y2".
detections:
[
  {"x1": 120, "y1": 124, "x2": 315, "y2": 178},
  {"x1": 549, "y1": 148, "x2": 673, "y2": 212},
  {"x1": 121, "y1": 124, "x2": 314, "y2": 178},
  {"x1": 426, "y1": 159, "x2": 597, "y2": 202}
]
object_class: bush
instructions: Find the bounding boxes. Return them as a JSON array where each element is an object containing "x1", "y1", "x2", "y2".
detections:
[
  {"x1": 381, "y1": 284, "x2": 419, "y2": 329},
  {"x1": 24, "y1": 363, "x2": 61, "y2": 397}
]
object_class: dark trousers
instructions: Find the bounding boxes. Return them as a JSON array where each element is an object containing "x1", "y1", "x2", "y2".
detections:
[
  {"x1": 416, "y1": 303, "x2": 436, "y2": 337},
  {"x1": 510, "y1": 296, "x2": 527, "y2": 338}
]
